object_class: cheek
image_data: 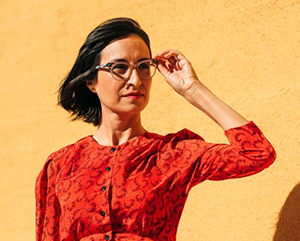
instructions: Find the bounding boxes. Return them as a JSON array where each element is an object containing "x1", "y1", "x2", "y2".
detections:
[
  {"x1": 143, "y1": 80, "x2": 152, "y2": 103},
  {"x1": 145, "y1": 79, "x2": 152, "y2": 93},
  {"x1": 95, "y1": 78, "x2": 122, "y2": 103}
]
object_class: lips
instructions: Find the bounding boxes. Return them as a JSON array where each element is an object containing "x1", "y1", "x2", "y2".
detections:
[{"x1": 122, "y1": 92, "x2": 143, "y2": 97}]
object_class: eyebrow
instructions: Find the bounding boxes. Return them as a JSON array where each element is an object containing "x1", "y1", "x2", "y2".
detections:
[{"x1": 109, "y1": 58, "x2": 151, "y2": 63}]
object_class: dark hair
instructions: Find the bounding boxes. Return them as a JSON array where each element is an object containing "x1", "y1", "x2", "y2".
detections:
[{"x1": 56, "y1": 17, "x2": 152, "y2": 127}]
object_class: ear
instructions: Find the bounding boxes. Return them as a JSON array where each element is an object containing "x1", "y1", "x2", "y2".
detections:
[{"x1": 86, "y1": 80, "x2": 97, "y2": 93}]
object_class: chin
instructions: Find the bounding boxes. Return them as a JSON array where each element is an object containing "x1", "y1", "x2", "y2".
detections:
[{"x1": 118, "y1": 104, "x2": 148, "y2": 115}]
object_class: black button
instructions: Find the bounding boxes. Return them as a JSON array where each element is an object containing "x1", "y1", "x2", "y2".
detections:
[
  {"x1": 100, "y1": 211, "x2": 105, "y2": 216},
  {"x1": 105, "y1": 167, "x2": 111, "y2": 171},
  {"x1": 101, "y1": 186, "x2": 106, "y2": 191},
  {"x1": 110, "y1": 147, "x2": 116, "y2": 152},
  {"x1": 104, "y1": 235, "x2": 110, "y2": 240}
]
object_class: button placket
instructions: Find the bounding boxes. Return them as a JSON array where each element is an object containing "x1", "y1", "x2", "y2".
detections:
[{"x1": 100, "y1": 146, "x2": 119, "y2": 226}]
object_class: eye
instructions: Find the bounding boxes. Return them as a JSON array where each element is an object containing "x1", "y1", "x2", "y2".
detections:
[
  {"x1": 112, "y1": 63, "x2": 129, "y2": 74},
  {"x1": 138, "y1": 62, "x2": 150, "y2": 69}
]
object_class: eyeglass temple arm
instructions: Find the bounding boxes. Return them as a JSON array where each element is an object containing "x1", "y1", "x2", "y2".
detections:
[{"x1": 95, "y1": 63, "x2": 113, "y2": 70}]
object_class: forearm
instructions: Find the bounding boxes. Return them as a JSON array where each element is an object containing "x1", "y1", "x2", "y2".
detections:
[{"x1": 183, "y1": 83, "x2": 250, "y2": 131}]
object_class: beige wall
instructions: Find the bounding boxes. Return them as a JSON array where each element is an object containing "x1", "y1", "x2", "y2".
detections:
[{"x1": 1, "y1": 0, "x2": 299, "y2": 240}]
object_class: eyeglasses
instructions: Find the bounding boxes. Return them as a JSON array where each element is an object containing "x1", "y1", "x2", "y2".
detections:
[{"x1": 95, "y1": 59, "x2": 158, "y2": 81}]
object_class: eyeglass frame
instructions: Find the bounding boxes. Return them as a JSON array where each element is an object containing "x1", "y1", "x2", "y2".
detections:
[{"x1": 95, "y1": 58, "x2": 158, "y2": 81}]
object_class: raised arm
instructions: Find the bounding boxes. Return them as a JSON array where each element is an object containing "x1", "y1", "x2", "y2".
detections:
[
  {"x1": 154, "y1": 50, "x2": 249, "y2": 131},
  {"x1": 158, "y1": 121, "x2": 276, "y2": 194}
]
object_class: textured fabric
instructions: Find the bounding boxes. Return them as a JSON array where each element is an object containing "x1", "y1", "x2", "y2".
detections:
[{"x1": 35, "y1": 121, "x2": 276, "y2": 241}]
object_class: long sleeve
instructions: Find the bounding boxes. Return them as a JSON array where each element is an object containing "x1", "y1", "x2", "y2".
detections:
[
  {"x1": 159, "y1": 121, "x2": 277, "y2": 193},
  {"x1": 35, "y1": 154, "x2": 61, "y2": 241}
]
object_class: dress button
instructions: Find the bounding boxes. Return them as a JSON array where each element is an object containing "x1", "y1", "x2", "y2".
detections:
[
  {"x1": 104, "y1": 234, "x2": 110, "y2": 240},
  {"x1": 101, "y1": 186, "x2": 106, "y2": 191},
  {"x1": 110, "y1": 147, "x2": 116, "y2": 152},
  {"x1": 100, "y1": 211, "x2": 105, "y2": 216},
  {"x1": 105, "y1": 167, "x2": 111, "y2": 172}
]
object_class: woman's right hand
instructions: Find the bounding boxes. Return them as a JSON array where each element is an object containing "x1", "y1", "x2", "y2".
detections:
[{"x1": 153, "y1": 50, "x2": 202, "y2": 96}]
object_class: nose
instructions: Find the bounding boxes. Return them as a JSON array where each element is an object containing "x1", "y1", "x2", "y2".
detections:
[{"x1": 127, "y1": 68, "x2": 142, "y2": 87}]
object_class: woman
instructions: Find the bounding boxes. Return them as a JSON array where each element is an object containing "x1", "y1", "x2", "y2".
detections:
[{"x1": 35, "y1": 17, "x2": 276, "y2": 241}]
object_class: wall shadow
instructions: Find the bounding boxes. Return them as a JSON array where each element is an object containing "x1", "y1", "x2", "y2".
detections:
[{"x1": 273, "y1": 182, "x2": 300, "y2": 241}]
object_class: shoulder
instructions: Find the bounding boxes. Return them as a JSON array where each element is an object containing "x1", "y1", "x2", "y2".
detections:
[
  {"x1": 159, "y1": 128, "x2": 205, "y2": 143},
  {"x1": 47, "y1": 135, "x2": 90, "y2": 162},
  {"x1": 38, "y1": 135, "x2": 93, "y2": 177},
  {"x1": 148, "y1": 128, "x2": 206, "y2": 153}
]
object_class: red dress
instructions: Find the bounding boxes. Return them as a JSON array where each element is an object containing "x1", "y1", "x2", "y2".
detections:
[{"x1": 35, "y1": 121, "x2": 276, "y2": 241}]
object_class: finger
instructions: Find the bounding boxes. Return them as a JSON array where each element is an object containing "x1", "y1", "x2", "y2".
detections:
[
  {"x1": 153, "y1": 52, "x2": 164, "y2": 60},
  {"x1": 153, "y1": 50, "x2": 172, "y2": 60},
  {"x1": 164, "y1": 52, "x2": 187, "y2": 70},
  {"x1": 164, "y1": 50, "x2": 187, "y2": 61},
  {"x1": 154, "y1": 50, "x2": 186, "y2": 71},
  {"x1": 157, "y1": 62, "x2": 171, "y2": 78},
  {"x1": 155, "y1": 50, "x2": 173, "y2": 56},
  {"x1": 168, "y1": 56, "x2": 177, "y2": 65},
  {"x1": 154, "y1": 56, "x2": 175, "y2": 70},
  {"x1": 154, "y1": 49, "x2": 181, "y2": 60},
  {"x1": 167, "y1": 56, "x2": 181, "y2": 71}
]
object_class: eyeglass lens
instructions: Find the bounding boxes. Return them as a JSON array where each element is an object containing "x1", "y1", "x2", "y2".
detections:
[{"x1": 110, "y1": 60, "x2": 156, "y2": 81}]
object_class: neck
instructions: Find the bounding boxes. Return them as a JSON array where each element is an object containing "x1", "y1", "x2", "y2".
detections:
[{"x1": 93, "y1": 112, "x2": 146, "y2": 146}]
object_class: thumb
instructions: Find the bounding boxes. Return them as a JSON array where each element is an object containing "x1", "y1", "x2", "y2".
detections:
[{"x1": 157, "y1": 63, "x2": 170, "y2": 79}]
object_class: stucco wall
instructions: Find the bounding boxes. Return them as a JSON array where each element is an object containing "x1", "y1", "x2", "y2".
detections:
[{"x1": 1, "y1": 0, "x2": 299, "y2": 240}]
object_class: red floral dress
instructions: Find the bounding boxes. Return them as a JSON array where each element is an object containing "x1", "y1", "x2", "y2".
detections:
[{"x1": 35, "y1": 121, "x2": 276, "y2": 241}]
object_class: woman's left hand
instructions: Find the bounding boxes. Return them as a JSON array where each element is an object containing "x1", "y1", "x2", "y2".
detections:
[{"x1": 153, "y1": 50, "x2": 202, "y2": 96}]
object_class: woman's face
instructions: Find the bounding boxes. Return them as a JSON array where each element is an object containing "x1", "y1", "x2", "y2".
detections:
[{"x1": 86, "y1": 34, "x2": 152, "y2": 118}]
